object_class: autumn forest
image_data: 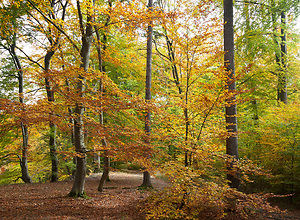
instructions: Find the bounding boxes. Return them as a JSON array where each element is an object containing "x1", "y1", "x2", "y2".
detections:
[{"x1": 0, "y1": 0, "x2": 300, "y2": 219}]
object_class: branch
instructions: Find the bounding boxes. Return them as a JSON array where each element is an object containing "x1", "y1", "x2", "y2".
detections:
[
  {"x1": 236, "y1": 73, "x2": 256, "y2": 89},
  {"x1": 26, "y1": 0, "x2": 80, "y2": 53},
  {"x1": 196, "y1": 87, "x2": 224, "y2": 141},
  {"x1": 17, "y1": 154, "x2": 22, "y2": 165},
  {"x1": 15, "y1": 46, "x2": 45, "y2": 70},
  {"x1": 76, "y1": 0, "x2": 85, "y2": 37},
  {"x1": 235, "y1": 0, "x2": 269, "y2": 7},
  {"x1": 153, "y1": 38, "x2": 170, "y2": 61},
  {"x1": 26, "y1": 88, "x2": 44, "y2": 95}
]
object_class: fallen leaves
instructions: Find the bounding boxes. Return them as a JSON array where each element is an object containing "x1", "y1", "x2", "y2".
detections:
[{"x1": 0, "y1": 172, "x2": 167, "y2": 220}]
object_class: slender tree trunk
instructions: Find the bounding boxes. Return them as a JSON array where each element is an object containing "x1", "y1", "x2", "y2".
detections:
[
  {"x1": 184, "y1": 64, "x2": 190, "y2": 167},
  {"x1": 278, "y1": 11, "x2": 287, "y2": 103},
  {"x1": 224, "y1": 0, "x2": 240, "y2": 190},
  {"x1": 20, "y1": 123, "x2": 31, "y2": 183},
  {"x1": 42, "y1": 0, "x2": 68, "y2": 182},
  {"x1": 95, "y1": 23, "x2": 110, "y2": 191},
  {"x1": 94, "y1": 1, "x2": 112, "y2": 191},
  {"x1": 45, "y1": 51, "x2": 59, "y2": 182},
  {"x1": 65, "y1": 79, "x2": 76, "y2": 177},
  {"x1": 98, "y1": 143, "x2": 109, "y2": 192},
  {"x1": 141, "y1": 0, "x2": 153, "y2": 188},
  {"x1": 69, "y1": 0, "x2": 94, "y2": 197},
  {"x1": 9, "y1": 42, "x2": 32, "y2": 184}
]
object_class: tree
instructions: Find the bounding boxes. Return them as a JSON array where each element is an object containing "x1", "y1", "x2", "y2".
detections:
[
  {"x1": 0, "y1": 1, "x2": 32, "y2": 183},
  {"x1": 277, "y1": 10, "x2": 287, "y2": 103},
  {"x1": 42, "y1": 0, "x2": 69, "y2": 182},
  {"x1": 141, "y1": 0, "x2": 153, "y2": 189},
  {"x1": 95, "y1": 0, "x2": 112, "y2": 192},
  {"x1": 9, "y1": 40, "x2": 32, "y2": 184},
  {"x1": 68, "y1": 0, "x2": 94, "y2": 197},
  {"x1": 224, "y1": 0, "x2": 240, "y2": 189}
]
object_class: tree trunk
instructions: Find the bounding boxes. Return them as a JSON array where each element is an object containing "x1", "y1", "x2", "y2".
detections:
[
  {"x1": 224, "y1": 0, "x2": 240, "y2": 190},
  {"x1": 69, "y1": 0, "x2": 94, "y2": 197},
  {"x1": 45, "y1": 50, "x2": 59, "y2": 182},
  {"x1": 141, "y1": 171, "x2": 152, "y2": 188},
  {"x1": 98, "y1": 149, "x2": 109, "y2": 192},
  {"x1": 20, "y1": 123, "x2": 32, "y2": 183},
  {"x1": 42, "y1": 0, "x2": 68, "y2": 182},
  {"x1": 141, "y1": 0, "x2": 153, "y2": 189},
  {"x1": 66, "y1": 79, "x2": 76, "y2": 177},
  {"x1": 94, "y1": 6, "x2": 111, "y2": 189},
  {"x1": 9, "y1": 42, "x2": 32, "y2": 184},
  {"x1": 278, "y1": 11, "x2": 287, "y2": 103}
]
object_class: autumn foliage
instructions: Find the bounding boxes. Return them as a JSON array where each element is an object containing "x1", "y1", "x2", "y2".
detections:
[{"x1": 0, "y1": 0, "x2": 300, "y2": 219}]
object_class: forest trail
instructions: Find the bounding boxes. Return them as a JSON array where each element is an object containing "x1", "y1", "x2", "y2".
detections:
[{"x1": 0, "y1": 172, "x2": 167, "y2": 220}]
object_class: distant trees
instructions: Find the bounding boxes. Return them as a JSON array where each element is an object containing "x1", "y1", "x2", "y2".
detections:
[{"x1": 235, "y1": 0, "x2": 300, "y2": 203}]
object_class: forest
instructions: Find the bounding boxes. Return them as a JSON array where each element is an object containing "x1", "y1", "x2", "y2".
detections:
[{"x1": 0, "y1": 0, "x2": 300, "y2": 219}]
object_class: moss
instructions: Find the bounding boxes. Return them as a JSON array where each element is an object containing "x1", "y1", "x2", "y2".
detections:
[
  {"x1": 138, "y1": 184, "x2": 154, "y2": 190},
  {"x1": 68, "y1": 191, "x2": 90, "y2": 199}
]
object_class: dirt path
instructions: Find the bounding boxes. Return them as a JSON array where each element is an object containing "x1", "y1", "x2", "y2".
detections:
[{"x1": 0, "y1": 172, "x2": 167, "y2": 220}]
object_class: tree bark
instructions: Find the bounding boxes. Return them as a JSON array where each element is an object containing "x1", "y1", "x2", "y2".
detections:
[
  {"x1": 94, "y1": 1, "x2": 111, "y2": 190},
  {"x1": 98, "y1": 146, "x2": 109, "y2": 192},
  {"x1": 224, "y1": 0, "x2": 240, "y2": 190},
  {"x1": 278, "y1": 11, "x2": 287, "y2": 103},
  {"x1": 141, "y1": 0, "x2": 153, "y2": 189},
  {"x1": 43, "y1": 0, "x2": 68, "y2": 182},
  {"x1": 9, "y1": 41, "x2": 32, "y2": 184},
  {"x1": 69, "y1": 0, "x2": 94, "y2": 197},
  {"x1": 45, "y1": 50, "x2": 59, "y2": 182}
]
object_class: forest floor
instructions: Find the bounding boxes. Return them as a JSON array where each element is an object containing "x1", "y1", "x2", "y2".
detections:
[{"x1": 0, "y1": 171, "x2": 299, "y2": 220}]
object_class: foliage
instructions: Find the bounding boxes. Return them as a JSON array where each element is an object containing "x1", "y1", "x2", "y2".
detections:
[
  {"x1": 0, "y1": 0, "x2": 299, "y2": 217},
  {"x1": 143, "y1": 162, "x2": 279, "y2": 220},
  {"x1": 240, "y1": 101, "x2": 300, "y2": 202}
]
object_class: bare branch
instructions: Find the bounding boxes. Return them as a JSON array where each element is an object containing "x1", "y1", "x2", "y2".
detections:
[
  {"x1": 27, "y1": 0, "x2": 80, "y2": 53},
  {"x1": 15, "y1": 46, "x2": 45, "y2": 70}
]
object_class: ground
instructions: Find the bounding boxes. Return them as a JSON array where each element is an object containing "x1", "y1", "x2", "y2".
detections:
[
  {"x1": 0, "y1": 172, "x2": 167, "y2": 220},
  {"x1": 0, "y1": 172, "x2": 299, "y2": 220}
]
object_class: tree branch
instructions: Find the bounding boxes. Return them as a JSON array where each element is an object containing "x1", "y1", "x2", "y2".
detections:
[
  {"x1": 27, "y1": 0, "x2": 80, "y2": 53},
  {"x1": 15, "y1": 46, "x2": 45, "y2": 70}
]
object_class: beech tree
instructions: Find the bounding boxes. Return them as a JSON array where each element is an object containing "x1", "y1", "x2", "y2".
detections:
[
  {"x1": 141, "y1": 0, "x2": 153, "y2": 189},
  {"x1": 0, "y1": 1, "x2": 32, "y2": 183},
  {"x1": 95, "y1": 0, "x2": 112, "y2": 192},
  {"x1": 66, "y1": 0, "x2": 94, "y2": 197},
  {"x1": 224, "y1": 0, "x2": 240, "y2": 189},
  {"x1": 41, "y1": 0, "x2": 69, "y2": 182}
]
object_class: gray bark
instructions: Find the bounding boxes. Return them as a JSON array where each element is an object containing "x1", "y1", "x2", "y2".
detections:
[
  {"x1": 94, "y1": 1, "x2": 111, "y2": 190},
  {"x1": 69, "y1": 0, "x2": 94, "y2": 197},
  {"x1": 224, "y1": 0, "x2": 240, "y2": 190},
  {"x1": 45, "y1": 50, "x2": 59, "y2": 182}
]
